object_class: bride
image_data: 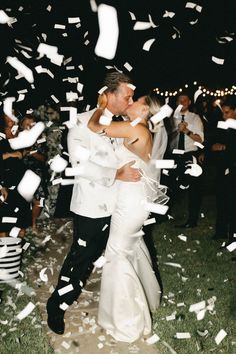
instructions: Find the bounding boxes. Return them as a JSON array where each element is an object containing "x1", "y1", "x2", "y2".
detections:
[{"x1": 87, "y1": 93, "x2": 165, "y2": 342}]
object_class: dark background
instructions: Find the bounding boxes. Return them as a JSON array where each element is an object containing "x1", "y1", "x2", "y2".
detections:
[{"x1": 0, "y1": 0, "x2": 235, "y2": 112}]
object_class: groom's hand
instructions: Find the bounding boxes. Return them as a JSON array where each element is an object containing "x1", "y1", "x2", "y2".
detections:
[{"x1": 115, "y1": 161, "x2": 141, "y2": 182}]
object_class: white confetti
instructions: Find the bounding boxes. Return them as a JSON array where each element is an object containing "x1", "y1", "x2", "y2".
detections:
[
  {"x1": 178, "y1": 235, "x2": 187, "y2": 242},
  {"x1": 99, "y1": 115, "x2": 112, "y2": 126},
  {"x1": 143, "y1": 218, "x2": 156, "y2": 226},
  {"x1": 7, "y1": 56, "x2": 34, "y2": 83},
  {"x1": 143, "y1": 38, "x2": 156, "y2": 51},
  {"x1": 133, "y1": 21, "x2": 152, "y2": 30},
  {"x1": 2, "y1": 217, "x2": 17, "y2": 224},
  {"x1": 164, "y1": 262, "x2": 182, "y2": 268},
  {"x1": 49, "y1": 154, "x2": 68, "y2": 173},
  {"x1": 58, "y1": 284, "x2": 74, "y2": 296},
  {"x1": 173, "y1": 104, "x2": 183, "y2": 118},
  {"x1": 124, "y1": 62, "x2": 133, "y2": 71},
  {"x1": 16, "y1": 302, "x2": 35, "y2": 320},
  {"x1": 194, "y1": 141, "x2": 204, "y2": 149},
  {"x1": 60, "y1": 302, "x2": 69, "y2": 311},
  {"x1": 9, "y1": 121, "x2": 45, "y2": 150},
  {"x1": 194, "y1": 89, "x2": 203, "y2": 103},
  {"x1": 150, "y1": 104, "x2": 173, "y2": 124},
  {"x1": 39, "y1": 267, "x2": 48, "y2": 282},
  {"x1": 172, "y1": 148, "x2": 185, "y2": 154},
  {"x1": 212, "y1": 56, "x2": 224, "y2": 65},
  {"x1": 68, "y1": 17, "x2": 80, "y2": 24},
  {"x1": 146, "y1": 333, "x2": 160, "y2": 345},
  {"x1": 163, "y1": 10, "x2": 175, "y2": 18},
  {"x1": 226, "y1": 242, "x2": 236, "y2": 252},
  {"x1": 93, "y1": 255, "x2": 107, "y2": 268},
  {"x1": 215, "y1": 329, "x2": 227, "y2": 345},
  {"x1": 78, "y1": 238, "x2": 87, "y2": 247},
  {"x1": 130, "y1": 117, "x2": 142, "y2": 127},
  {"x1": 17, "y1": 170, "x2": 41, "y2": 202},
  {"x1": 154, "y1": 159, "x2": 175, "y2": 169},
  {"x1": 175, "y1": 332, "x2": 191, "y2": 339},
  {"x1": 185, "y1": 163, "x2": 202, "y2": 177},
  {"x1": 144, "y1": 202, "x2": 169, "y2": 215},
  {"x1": 65, "y1": 166, "x2": 85, "y2": 176},
  {"x1": 95, "y1": 4, "x2": 119, "y2": 60},
  {"x1": 9, "y1": 227, "x2": 21, "y2": 238}
]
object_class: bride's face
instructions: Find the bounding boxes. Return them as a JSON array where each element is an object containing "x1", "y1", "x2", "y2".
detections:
[{"x1": 126, "y1": 96, "x2": 149, "y2": 121}]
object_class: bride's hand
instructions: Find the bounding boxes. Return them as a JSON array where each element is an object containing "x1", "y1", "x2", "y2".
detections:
[{"x1": 98, "y1": 94, "x2": 108, "y2": 110}]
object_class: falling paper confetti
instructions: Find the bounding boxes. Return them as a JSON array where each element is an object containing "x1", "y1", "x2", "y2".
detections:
[{"x1": 95, "y1": 4, "x2": 119, "y2": 60}]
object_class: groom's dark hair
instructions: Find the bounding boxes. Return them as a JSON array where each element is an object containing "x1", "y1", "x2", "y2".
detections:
[{"x1": 103, "y1": 71, "x2": 133, "y2": 93}]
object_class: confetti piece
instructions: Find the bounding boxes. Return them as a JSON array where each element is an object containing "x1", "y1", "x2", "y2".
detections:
[
  {"x1": 61, "y1": 341, "x2": 70, "y2": 349},
  {"x1": 133, "y1": 21, "x2": 152, "y2": 30},
  {"x1": 9, "y1": 121, "x2": 45, "y2": 150},
  {"x1": 212, "y1": 56, "x2": 224, "y2": 65},
  {"x1": 60, "y1": 302, "x2": 69, "y2": 311},
  {"x1": 93, "y1": 256, "x2": 107, "y2": 268},
  {"x1": 68, "y1": 17, "x2": 80, "y2": 24},
  {"x1": 3, "y1": 97, "x2": 18, "y2": 122},
  {"x1": 130, "y1": 117, "x2": 142, "y2": 127},
  {"x1": 194, "y1": 89, "x2": 203, "y2": 103},
  {"x1": 49, "y1": 154, "x2": 68, "y2": 173},
  {"x1": 17, "y1": 170, "x2": 41, "y2": 202},
  {"x1": 2, "y1": 217, "x2": 17, "y2": 224},
  {"x1": 16, "y1": 302, "x2": 35, "y2": 320},
  {"x1": 124, "y1": 62, "x2": 133, "y2": 71},
  {"x1": 39, "y1": 268, "x2": 48, "y2": 282},
  {"x1": 102, "y1": 224, "x2": 109, "y2": 231},
  {"x1": 173, "y1": 104, "x2": 183, "y2": 118},
  {"x1": 163, "y1": 10, "x2": 175, "y2": 18},
  {"x1": 78, "y1": 238, "x2": 87, "y2": 247},
  {"x1": 178, "y1": 235, "x2": 187, "y2": 242},
  {"x1": 7, "y1": 56, "x2": 34, "y2": 83},
  {"x1": 175, "y1": 332, "x2": 191, "y2": 339},
  {"x1": 65, "y1": 166, "x2": 85, "y2": 176},
  {"x1": 143, "y1": 38, "x2": 156, "y2": 51},
  {"x1": 185, "y1": 2, "x2": 197, "y2": 9},
  {"x1": 150, "y1": 104, "x2": 173, "y2": 124},
  {"x1": 58, "y1": 284, "x2": 74, "y2": 296},
  {"x1": 185, "y1": 163, "x2": 202, "y2": 177},
  {"x1": 95, "y1": 4, "x2": 119, "y2": 60},
  {"x1": 154, "y1": 159, "x2": 175, "y2": 169},
  {"x1": 146, "y1": 333, "x2": 160, "y2": 345},
  {"x1": 164, "y1": 262, "x2": 182, "y2": 268},
  {"x1": 172, "y1": 149, "x2": 185, "y2": 154},
  {"x1": 99, "y1": 115, "x2": 112, "y2": 125},
  {"x1": 215, "y1": 329, "x2": 227, "y2": 345},
  {"x1": 143, "y1": 218, "x2": 156, "y2": 226},
  {"x1": 194, "y1": 141, "x2": 204, "y2": 149},
  {"x1": 144, "y1": 202, "x2": 169, "y2": 215},
  {"x1": 9, "y1": 227, "x2": 21, "y2": 238},
  {"x1": 189, "y1": 301, "x2": 206, "y2": 312},
  {"x1": 61, "y1": 276, "x2": 70, "y2": 282},
  {"x1": 226, "y1": 242, "x2": 236, "y2": 252},
  {"x1": 97, "y1": 343, "x2": 104, "y2": 349}
]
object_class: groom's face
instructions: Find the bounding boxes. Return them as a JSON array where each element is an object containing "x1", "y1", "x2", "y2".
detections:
[{"x1": 107, "y1": 83, "x2": 134, "y2": 116}]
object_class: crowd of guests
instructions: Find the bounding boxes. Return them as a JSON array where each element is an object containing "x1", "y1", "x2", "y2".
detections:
[{"x1": 0, "y1": 92, "x2": 235, "y2": 245}]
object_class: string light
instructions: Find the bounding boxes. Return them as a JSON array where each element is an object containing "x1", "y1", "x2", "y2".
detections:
[{"x1": 153, "y1": 82, "x2": 236, "y2": 98}]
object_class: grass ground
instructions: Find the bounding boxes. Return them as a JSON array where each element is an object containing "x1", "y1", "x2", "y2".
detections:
[
  {"x1": 0, "y1": 235, "x2": 53, "y2": 354},
  {"x1": 152, "y1": 191, "x2": 236, "y2": 354},
  {"x1": 0, "y1": 166, "x2": 235, "y2": 354}
]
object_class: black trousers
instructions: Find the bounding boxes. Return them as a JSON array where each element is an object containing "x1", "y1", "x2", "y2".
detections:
[
  {"x1": 50, "y1": 214, "x2": 111, "y2": 307},
  {"x1": 166, "y1": 152, "x2": 203, "y2": 225}
]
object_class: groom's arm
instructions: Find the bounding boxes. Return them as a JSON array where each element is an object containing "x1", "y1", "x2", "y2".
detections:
[{"x1": 67, "y1": 122, "x2": 140, "y2": 186}]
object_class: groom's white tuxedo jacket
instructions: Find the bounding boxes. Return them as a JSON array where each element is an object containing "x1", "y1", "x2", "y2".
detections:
[{"x1": 68, "y1": 108, "x2": 119, "y2": 218}]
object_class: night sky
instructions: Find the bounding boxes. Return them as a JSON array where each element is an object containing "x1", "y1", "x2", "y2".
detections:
[{"x1": 0, "y1": 0, "x2": 235, "y2": 112}]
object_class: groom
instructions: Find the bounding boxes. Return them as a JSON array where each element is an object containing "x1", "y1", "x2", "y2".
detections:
[{"x1": 46, "y1": 71, "x2": 141, "y2": 334}]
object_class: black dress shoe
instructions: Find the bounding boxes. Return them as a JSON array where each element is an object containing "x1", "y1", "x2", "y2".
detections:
[
  {"x1": 175, "y1": 222, "x2": 197, "y2": 229},
  {"x1": 46, "y1": 298, "x2": 65, "y2": 335}
]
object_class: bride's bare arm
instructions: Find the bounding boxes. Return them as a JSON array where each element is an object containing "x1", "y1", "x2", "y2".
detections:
[{"x1": 88, "y1": 108, "x2": 135, "y2": 139}]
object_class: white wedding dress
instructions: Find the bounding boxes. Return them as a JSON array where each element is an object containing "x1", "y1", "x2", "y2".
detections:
[{"x1": 98, "y1": 145, "x2": 162, "y2": 342}]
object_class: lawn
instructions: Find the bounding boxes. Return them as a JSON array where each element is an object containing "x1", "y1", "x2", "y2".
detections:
[
  {"x1": 0, "y1": 235, "x2": 53, "y2": 354},
  {"x1": 152, "y1": 190, "x2": 236, "y2": 354},
  {"x1": 0, "y1": 166, "x2": 235, "y2": 354}
]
